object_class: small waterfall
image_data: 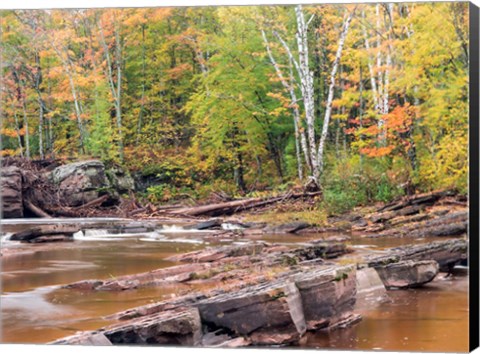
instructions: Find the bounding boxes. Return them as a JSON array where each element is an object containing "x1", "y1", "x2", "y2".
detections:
[
  {"x1": 73, "y1": 229, "x2": 165, "y2": 241},
  {"x1": 160, "y1": 225, "x2": 187, "y2": 233},
  {"x1": 72, "y1": 230, "x2": 84, "y2": 239},
  {"x1": 84, "y1": 229, "x2": 109, "y2": 237},
  {"x1": 73, "y1": 229, "x2": 123, "y2": 241},
  {"x1": 1, "y1": 233, "x2": 13, "y2": 243},
  {"x1": 160, "y1": 225, "x2": 218, "y2": 233},
  {"x1": 221, "y1": 223, "x2": 245, "y2": 230}
]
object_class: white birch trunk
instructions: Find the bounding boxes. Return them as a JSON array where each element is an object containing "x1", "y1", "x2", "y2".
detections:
[
  {"x1": 294, "y1": 5, "x2": 318, "y2": 179},
  {"x1": 261, "y1": 29, "x2": 311, "y2": 177},
  {"x1": 362, "y1": 10, "x2": 380, "y2": 114},
  {"x1": 316, "y1": 9, "x2": 355, "y2": 178}
]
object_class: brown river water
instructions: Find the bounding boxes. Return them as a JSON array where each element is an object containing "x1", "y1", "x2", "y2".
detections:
[{"x1": 0, "y1": 218, "x2": 469, "y2": 351}]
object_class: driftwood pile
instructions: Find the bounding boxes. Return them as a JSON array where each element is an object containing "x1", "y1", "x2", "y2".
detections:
[
  {"x1": 352, "y1": 189, "x2": 468, "y2": 239},
  {"x1": 0, "y1": 158, "x2": 133, "y2": 218}
]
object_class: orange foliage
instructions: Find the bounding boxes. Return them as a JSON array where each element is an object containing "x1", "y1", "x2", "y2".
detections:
[{"x1": 360, "y1": 145, "x2": 395, "y2": 157}]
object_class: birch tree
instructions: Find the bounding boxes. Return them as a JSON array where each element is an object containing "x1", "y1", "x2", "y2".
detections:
[
  {"x1": 261, "y1": 28, "x2": 310, "y2": 180},
  {"x1": 269, "y1": 5, "x2": 355, "y2": 186},
  {"x1": 316, "y1": 7, "x2": 356, "y2": 177}
]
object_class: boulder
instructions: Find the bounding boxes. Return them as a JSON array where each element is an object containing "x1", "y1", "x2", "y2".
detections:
[
  {"x1": 366, "y1": 239, "x2": 467, "y2": 272},
  {"x1": 106, "y1": 165, "x2": 135, "y2": 194},
  {"x1": 196, "y1": 280, "x2": 306, "y2": 345},
  {"x1": 1, "y1": 166, "x2": 23, "y2": 218},
  {"x1": 373, "y1": 260, "x2": 439, "y2": 289},
  {"x1": 50, "y1": 160, "x2": 111, "y2": 207},
  {"x1": 293, "y1": 266, "x2": 358, "y2": 330}
]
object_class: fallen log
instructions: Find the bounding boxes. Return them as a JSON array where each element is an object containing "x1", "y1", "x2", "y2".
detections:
[
  {"x1": 367, "y1": 211, "x2": 467, "y2": 238},
  {"x1": 376, "y1": 189, "x2": 456, "y2": 213},
  {"x1": 167, "y1": 192, "x2": 321, "y2": 217},
  {"x1": 72, "y1": 194, "x2": 109, "y2": 210},
  {"x1": 24, "y1": 199, "x2": 52, "y2": 218},
  {"x1": 369, "y1": 205, "x2": 423, "y2": 224}
]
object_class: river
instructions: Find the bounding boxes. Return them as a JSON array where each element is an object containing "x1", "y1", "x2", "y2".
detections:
[{"x1": 0, "y1": 218, "x2": 469, "y2": 351}]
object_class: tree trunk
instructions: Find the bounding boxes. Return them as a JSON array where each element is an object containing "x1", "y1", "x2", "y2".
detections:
[
  {"x1": 316, "y1": 9, "x2": 355, "y2": 178},
  {"x1": 11, "y1": 102, "x2": 24, "y2": 157},
  {"x1": 115, "y1": 18, "x2": 124, "y2": 162},
  {"x1": 136, "y1": 23, "x2": 147, "y2": 145},
  {"x1": 261, "y1": 29, "x2": 310, "y2": 179},
  {"x1": 21, "y1": 97, "x2": 31, "y2": 159},
  {"x1": 98, "y1": 16, "x2": 124, "y2": 161},
  {"x1": 34, "y1": 52, "x2": 45, "y2": 159}
]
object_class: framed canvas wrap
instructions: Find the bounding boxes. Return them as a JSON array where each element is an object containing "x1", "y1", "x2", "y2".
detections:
[{"x1": 0, "y1": 0, "x2": 479, "y2": 353}]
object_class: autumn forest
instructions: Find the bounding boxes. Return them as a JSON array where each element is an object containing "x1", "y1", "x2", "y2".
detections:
[{"x1": 0, "y1": 2, "x2": 469, "y2": 213}]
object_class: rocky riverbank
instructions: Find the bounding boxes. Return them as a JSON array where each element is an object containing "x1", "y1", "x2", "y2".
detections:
[
  {"x1": 1, "y1": 161, "x2": 469, "y2": 347},
  {"x1": 47, "y1": 236, "x2": 466, "y2": 347}
]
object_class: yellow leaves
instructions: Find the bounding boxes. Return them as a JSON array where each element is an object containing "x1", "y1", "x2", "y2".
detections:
[
  {"x1": 0, "y1": 149, "x2": 19, "y2": 157},
  {"x1": 1, "y1": 127, "x2": 19, "y2": 138},
  {"x1": 269, "y1": 107, "x2": 286, "y2": 117}
]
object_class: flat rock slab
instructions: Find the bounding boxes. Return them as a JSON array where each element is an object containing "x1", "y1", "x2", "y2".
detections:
[
  {"x1": 52, "y1": 308, "x2": 202, "y2": 346},
  {"x1": 104, "y1": 307, "x2": 202, "y2": 345},
  {"x1": 10, "y1": 225, "x2": 80, "y2": 242},
  {"x1": 196, "y1": 280, "x2": 306, "y2": 345},
  {"x1": 366, "y1": 239, "x2": 467, "y2": 271},
  {"x1": 265, "y1": 222, "x2": 311, "y2": 234},
  {"x1": 293, "y1": 266, "x2": 357, "y2": 330},
  {"x1": 167, "y1": 243, "x2": 265, "y2": 263},
  {"x1": 374, "y1": 260, "x2": 439, "y2": 289},
  {"x1": 65, "y1": 262, "x2": 212, "y2": 291}
]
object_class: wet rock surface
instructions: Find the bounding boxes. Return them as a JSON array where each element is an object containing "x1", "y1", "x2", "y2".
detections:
[
  {"x1": 197, "y1": 280, "x2": 306, "y2": 345},
  {"x1": 294, "y1": 266, "x2": 357, "y2": 330},
  {"x1": 365, "y1": 239, "x2": 467, "y2": 272},
  {"x1": 374, "y1": 260, "x2": 439, "y2": 289},
  {"x1": 53, "y1": 308, "x2": 202, "y2": 346}
]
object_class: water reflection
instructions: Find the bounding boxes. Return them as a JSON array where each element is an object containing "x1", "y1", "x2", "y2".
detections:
[
  {"x1": 0, "y1": 219, "x2": 469, "y2": 351},
  {"x1": 304, "y1": 275, "x2": 469, "y2": 352}
]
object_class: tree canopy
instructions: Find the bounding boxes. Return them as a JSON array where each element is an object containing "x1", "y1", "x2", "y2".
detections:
[{"x1": 0, "y1": 3, "x2": 469, "y2": 206}]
